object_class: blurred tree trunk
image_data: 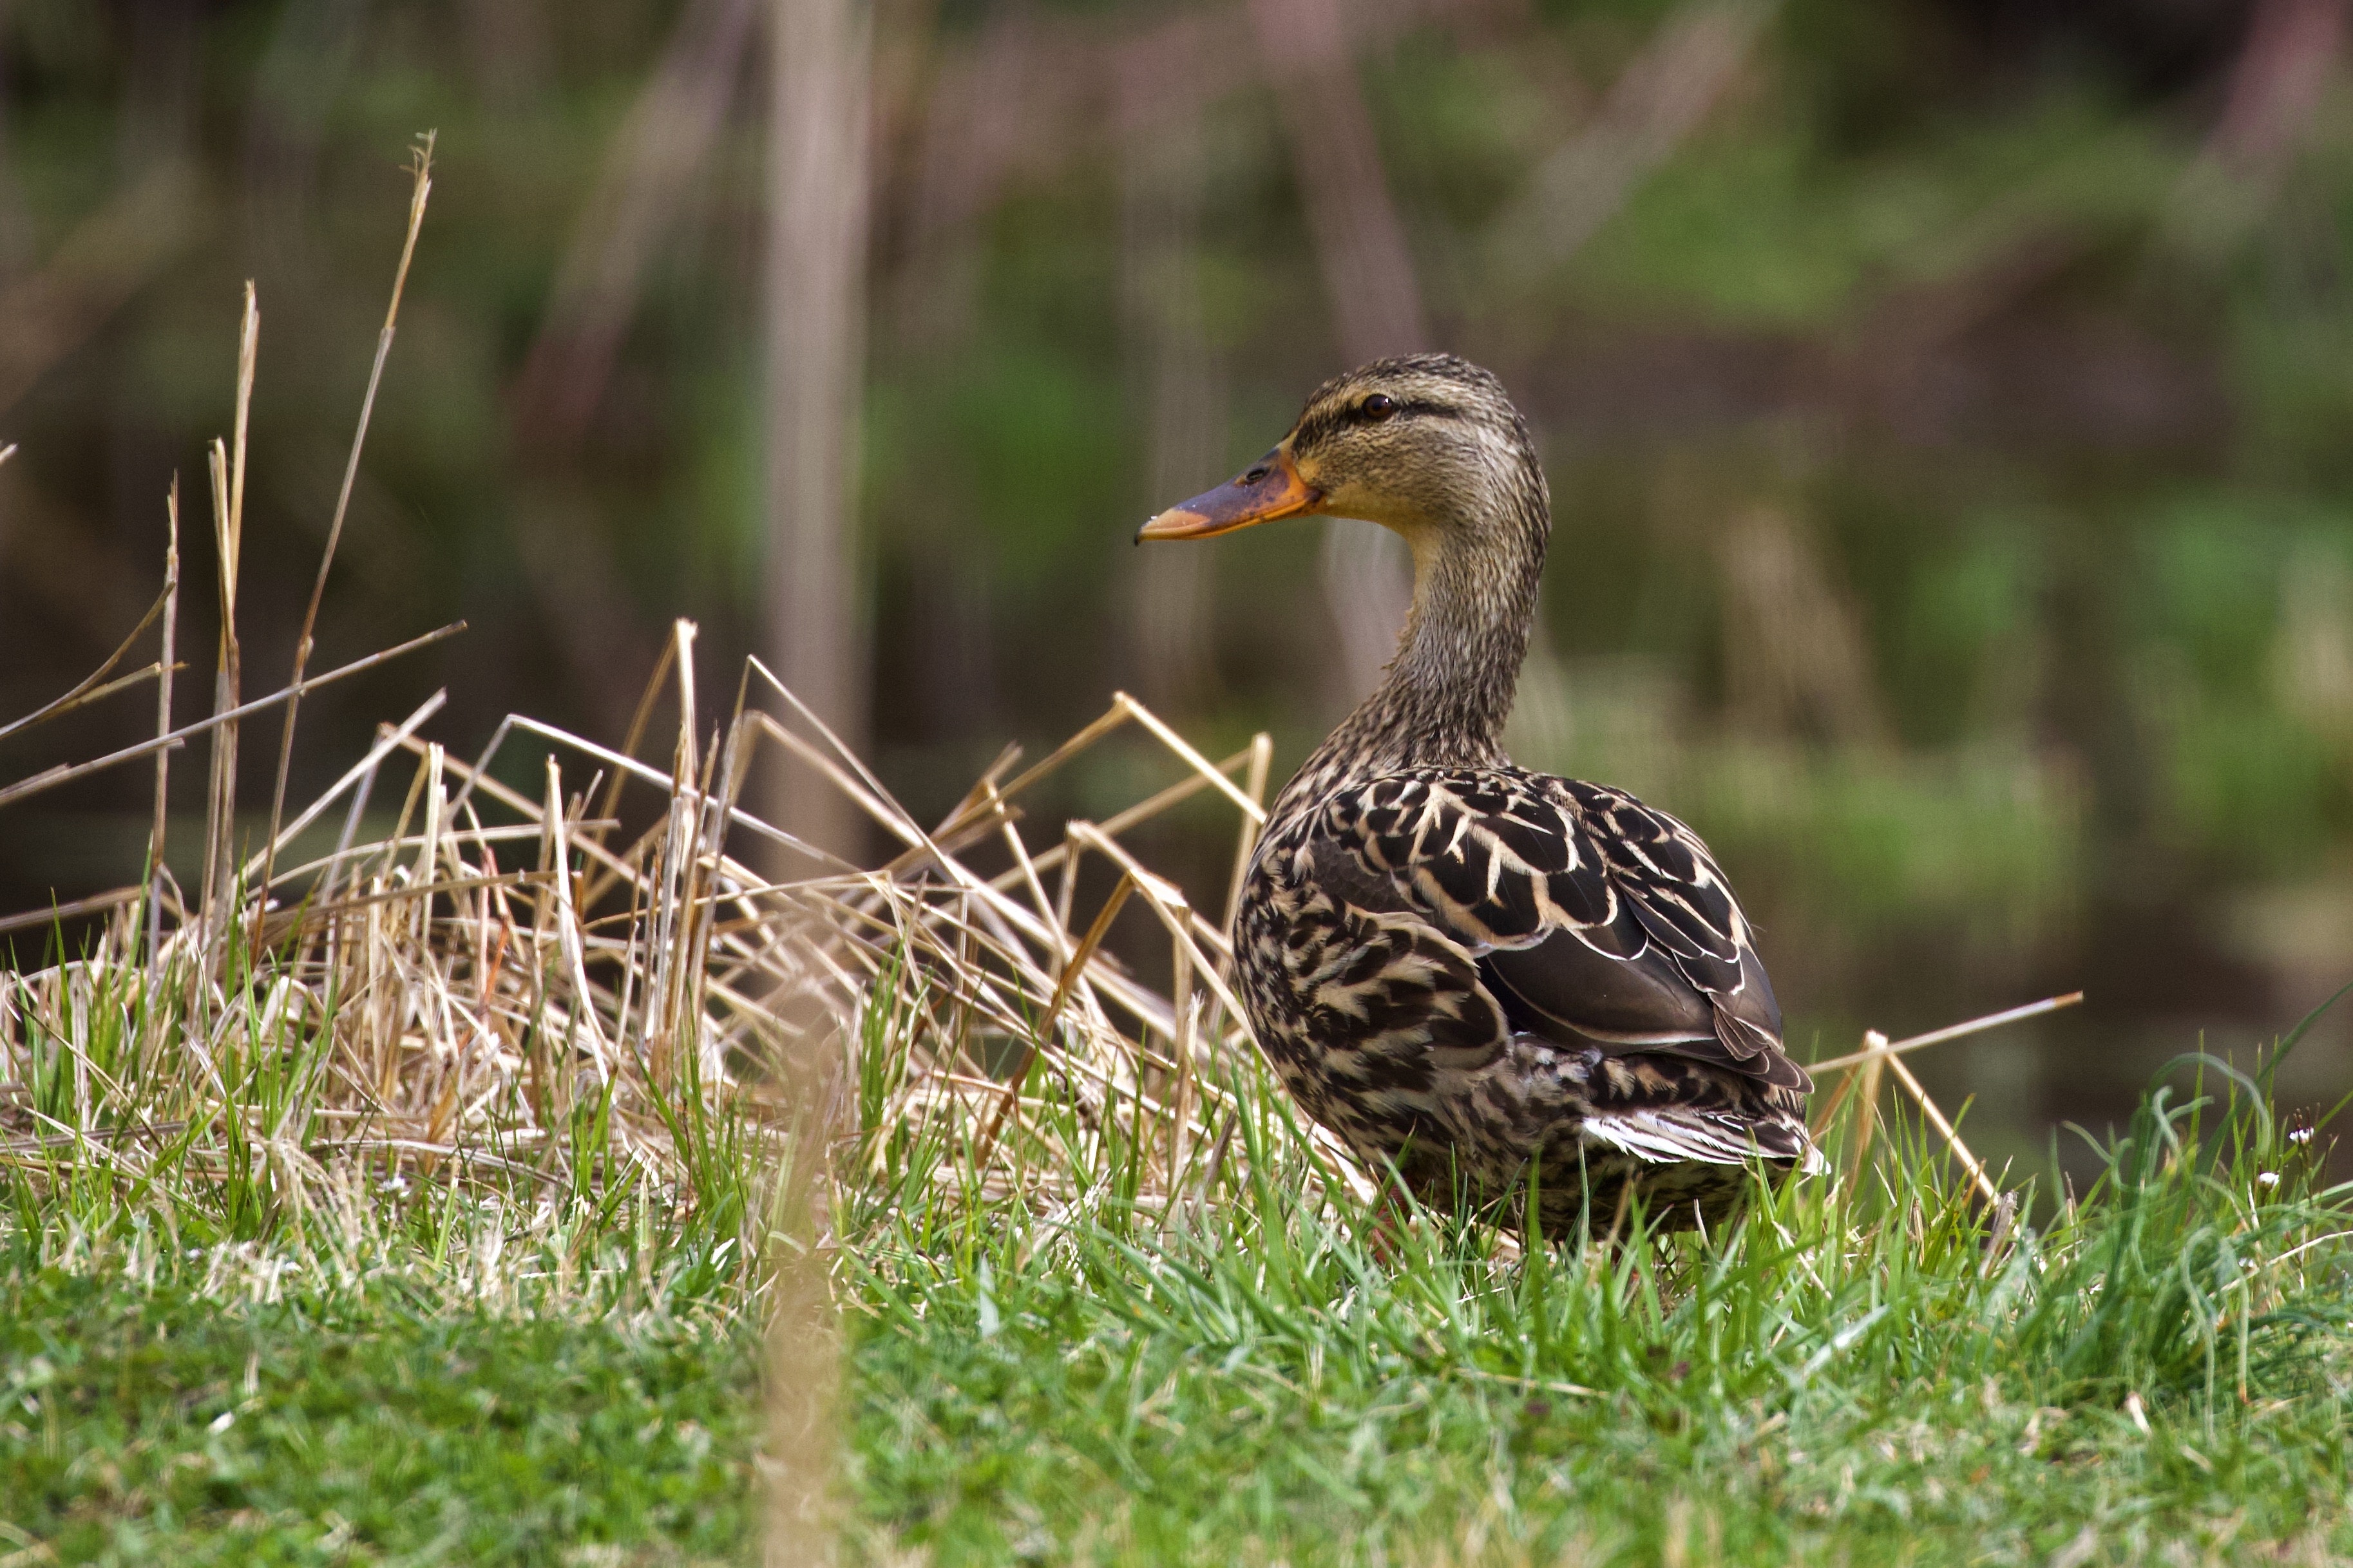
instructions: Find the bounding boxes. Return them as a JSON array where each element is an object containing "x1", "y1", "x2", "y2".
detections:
[
  {"x1": 1118, "y1": 61, "x2": 1225, "y2": 719},
  {"x1": 1245, "y1": 0, "x2": 1422, "y2": 711},
  {"x1": 765, "y1": 0, "x2": 872, "y2": 868}
]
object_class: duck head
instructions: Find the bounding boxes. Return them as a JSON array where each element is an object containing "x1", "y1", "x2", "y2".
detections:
[{"x1": 1136, "y1": 353, "x2": 1546, "y2": 574}]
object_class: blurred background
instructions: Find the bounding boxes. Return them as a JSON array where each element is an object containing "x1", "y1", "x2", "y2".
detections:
[{"x1": 2, "y1": 0, "x2": 2351, "y2": 1173}]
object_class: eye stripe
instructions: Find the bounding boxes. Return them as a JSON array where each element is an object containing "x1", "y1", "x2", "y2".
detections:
[{"x1": 1293, "y1": 397, "x2": 1463, "y2": 449}]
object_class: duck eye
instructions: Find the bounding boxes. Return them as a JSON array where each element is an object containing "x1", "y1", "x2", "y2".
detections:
[{"x1": 1360, "y1": 394, "x2": 1396, "y2": 420}]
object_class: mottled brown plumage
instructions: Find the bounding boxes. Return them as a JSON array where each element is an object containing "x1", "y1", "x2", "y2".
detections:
[{"x1": 1140, "y1": 354, "x2": 1820, "y2": 1235}]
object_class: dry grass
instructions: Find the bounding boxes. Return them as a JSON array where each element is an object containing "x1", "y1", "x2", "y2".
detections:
[{"x1": 0, "y1": 129, "x2": 1312, "y2": 1260}]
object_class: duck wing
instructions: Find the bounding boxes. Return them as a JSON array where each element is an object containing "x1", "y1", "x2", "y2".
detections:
[{"x1": 1309, "y1": 770, "x2": 1809, "y2": 1098}]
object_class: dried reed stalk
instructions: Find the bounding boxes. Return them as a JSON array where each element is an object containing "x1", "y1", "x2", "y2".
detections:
[
  {"x1": 259, "y1": 135, "x2": 435, "y2": 936},
  {"x1": 1810, "y1": 994, "x2": 2083, "y2": 1204}
]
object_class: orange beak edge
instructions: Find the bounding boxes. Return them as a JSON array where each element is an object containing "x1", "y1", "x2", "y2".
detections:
[{"x1": 1136, "y1": 448, "x2": 1320, "y2": 543}]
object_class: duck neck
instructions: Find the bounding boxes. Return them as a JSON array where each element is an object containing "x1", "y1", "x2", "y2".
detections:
[{"x1": 1305, "y1": 472, "x2": 1550, "y2": 788}]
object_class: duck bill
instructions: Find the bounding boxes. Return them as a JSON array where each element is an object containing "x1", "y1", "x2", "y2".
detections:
[{"x1": 1136, "y1": 448, "x2": 1321, "y2": 542}]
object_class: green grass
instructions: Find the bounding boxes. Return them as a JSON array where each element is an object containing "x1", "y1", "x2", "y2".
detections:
[
  {"x1": 7, "y1": 1032, "x2": 2350, "y2": 1565},
  {"x1": 0, "y1": 1260, "x2": 761, "y2": 1565},
  {"x1": 836, "y1": 1055, "x2": 2353, "y2": 1566}
]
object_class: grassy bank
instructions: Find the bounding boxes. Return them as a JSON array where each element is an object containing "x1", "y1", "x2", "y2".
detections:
[{"x1": 5, "y1": 1011, "x2": 2350, "y2": 1564}]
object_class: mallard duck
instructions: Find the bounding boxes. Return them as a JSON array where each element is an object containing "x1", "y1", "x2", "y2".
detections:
[{"x1": 1138, "y1": 354, "x2": 1819, "y2": 1235}]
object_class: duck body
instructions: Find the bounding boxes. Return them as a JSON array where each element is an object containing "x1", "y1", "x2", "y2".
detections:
[
  {"x1": 1238, "y1": 761, "x2": 1814, "y2": 1235},
  {"x1": 1140, "y1": 354, "x2": 1818, "y2": 1236}
]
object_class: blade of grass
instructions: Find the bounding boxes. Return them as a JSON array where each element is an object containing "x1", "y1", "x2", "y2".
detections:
[{"x1": 259, "y1": 135, "x2": 436, "y2": 932}]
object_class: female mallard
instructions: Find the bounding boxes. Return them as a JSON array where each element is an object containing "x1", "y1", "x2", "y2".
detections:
[{"x1": 1139, "y1": 354, "x2": 1818, "y2": 1235}]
